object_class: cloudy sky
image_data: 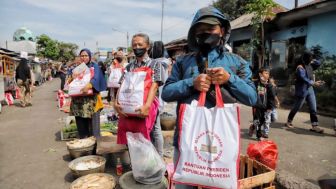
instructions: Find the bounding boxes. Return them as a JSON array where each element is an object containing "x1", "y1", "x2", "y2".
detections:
[{"x1": 0, "y1": 0, "x2": 312, "y2": 52}]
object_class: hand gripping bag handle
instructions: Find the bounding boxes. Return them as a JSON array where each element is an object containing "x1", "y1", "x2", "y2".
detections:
[{"x1": 197, "y1": 84, "x2": 224, "y2": 108}]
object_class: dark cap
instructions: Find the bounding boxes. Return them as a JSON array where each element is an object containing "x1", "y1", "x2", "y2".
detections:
[{"x1": 196, "y1": 17, "x2": 221, "y2": 26}]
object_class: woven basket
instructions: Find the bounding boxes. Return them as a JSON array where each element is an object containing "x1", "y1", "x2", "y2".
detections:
[
  {"x1": 70, "y1": 173, "x2": 116, "y2": 189},
  {"x1": 68, "y1": 155, "x2": 106, "y2": 178}
]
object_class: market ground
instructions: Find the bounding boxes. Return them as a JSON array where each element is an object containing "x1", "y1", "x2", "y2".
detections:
[{"x1": 0, "y1": 79, "x2": 335, "y2": 189}]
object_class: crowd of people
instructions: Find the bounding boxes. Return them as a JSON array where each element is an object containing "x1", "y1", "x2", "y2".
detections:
[{"x1": 56, "y1": 6, "x2": 330, "y2": 189}]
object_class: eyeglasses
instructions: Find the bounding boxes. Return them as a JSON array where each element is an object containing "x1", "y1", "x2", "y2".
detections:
[{"x1": 80, "y1": 55, "x2": 89, "y2": 58}]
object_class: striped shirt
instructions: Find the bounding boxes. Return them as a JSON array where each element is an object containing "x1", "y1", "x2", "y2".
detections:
[{"x1": 123, "y1": 56, "x2": 164, "y2": 86}]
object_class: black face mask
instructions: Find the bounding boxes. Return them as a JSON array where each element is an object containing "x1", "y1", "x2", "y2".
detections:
[
  {"x1": 196, "y1": 33, "x2": 221, "y2": 55},
  {"x1": 133, "y1": 48, "x2": 147, "y2": 57},
  {"x1": 115, "y1": 57, "x2": 123, "y2": 62}
]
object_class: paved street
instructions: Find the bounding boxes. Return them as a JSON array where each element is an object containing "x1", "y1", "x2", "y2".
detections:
[{"x1": 0, "y1": 79, "x2": 335, "y2": 188}]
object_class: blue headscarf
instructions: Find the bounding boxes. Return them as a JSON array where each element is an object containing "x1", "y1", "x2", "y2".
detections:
[{"x1": 79, "y1": 48, "x2": 107, "y2": 92}]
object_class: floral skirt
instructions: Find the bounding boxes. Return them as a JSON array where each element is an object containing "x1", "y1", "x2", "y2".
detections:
[{"x1": 70, "y1": 95, "x2": 97, "y2": 118}]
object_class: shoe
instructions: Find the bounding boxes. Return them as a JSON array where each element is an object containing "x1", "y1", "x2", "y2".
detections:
[
  {"x1": 256, "y1": 130, "x2": 262, "y2": 139},
  {"x1": 248, "y1": 124, "x2": 255, "y2": 137},
  {"x1": 310, "y1": 126, "x2": 324, "y2": 133},
  {"x1": 262, "y1": 133, "x2": 269, "y2": 138},
  {"x1": 285, "y1": 122, "x2": 294, "y2": 128}
]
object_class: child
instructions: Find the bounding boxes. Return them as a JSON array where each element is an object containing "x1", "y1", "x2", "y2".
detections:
[
  {"x1": 269, "y1": 77, "x2": 280, "y2": 122},
  {"x1": 249, "y1": 67, "x2": 276, "y2": 140}
]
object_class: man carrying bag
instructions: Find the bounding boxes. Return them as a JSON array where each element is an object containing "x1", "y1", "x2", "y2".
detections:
[{"x1": 162, "y1": 6, "x2": 257, "y2": 189}]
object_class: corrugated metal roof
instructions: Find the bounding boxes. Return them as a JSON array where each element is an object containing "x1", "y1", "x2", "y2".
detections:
[
  {"x1": 230, "y1": 13, "x2": 254, "y2": 30},
  {"x1": 230, "y1": 4, "x2": 288, "y2": 30}
]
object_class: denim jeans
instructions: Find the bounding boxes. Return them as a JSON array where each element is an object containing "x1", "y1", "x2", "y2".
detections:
[
  {"x1": 253, "y1": 110, "x2": 272, "y2": 136},
  {"x1": 287, "y1": 87, "x2": 318, "y2": 126},
  {"x1": 151, "y1": 113, "x2": 164, "y2": 157},
  {"x1": 271, "y1": 108, "x2": 278, "y2": 122}
]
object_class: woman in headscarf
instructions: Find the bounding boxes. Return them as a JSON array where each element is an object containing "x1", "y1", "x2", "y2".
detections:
[
  {"x1": 15, "y1": 58, "x2": 32, "y2": 107},
  {"x1": 70, "y1": 48, "x2": 107, "y2": 138}
]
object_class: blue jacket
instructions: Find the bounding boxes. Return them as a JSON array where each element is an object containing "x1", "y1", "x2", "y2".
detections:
[
  {"x1": 295, "y1": 60, "x2": 321, "y2": 97},
  {"x1": 161, "y1": 6, "x2": 257, "y2": 147},
  {"x1": 162, "y1": 50, "x2": 257, "y2": 106}
]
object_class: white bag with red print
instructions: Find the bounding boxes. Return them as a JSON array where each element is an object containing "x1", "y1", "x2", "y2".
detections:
[
  {"x1": 172, "y1": 85, "x2": 240, "y2": 189},
  {"x1": 107, "y1": 68, "x2": 123, "y2": 88},
  {"x1": 117, "y1": 67, "x2": 152, "y2": 116},
  {"x1": 68, "y1": 63, "x2": 94, "y2": 96},
  {"x1": 5, "y1": 93, "x2": 14, "y2": 105}
]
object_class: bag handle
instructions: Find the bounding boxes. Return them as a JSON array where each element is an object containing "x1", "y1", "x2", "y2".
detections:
[{"x1": 198, "y1": 84, "x2": 224, "y2": 108}]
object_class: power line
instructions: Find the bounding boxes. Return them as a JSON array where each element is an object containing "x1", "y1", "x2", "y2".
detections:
[
  {"x1": 160, "y1": 0, "x2": 164, "y2": 41},
  {"x1": 151, "y1": 13, "x2": 195, "y2": 37}
]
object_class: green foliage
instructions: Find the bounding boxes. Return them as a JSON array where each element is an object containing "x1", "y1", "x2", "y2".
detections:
[
  {"x1": 245, "y1": 0, "x2": 277, "y2": 66},
  {"x1": 127, "y1": 47, "x2": 133, "y2": 53},
  {"x1": 212, "y1": 0, "x2": 253, "y2": 20},
  {"x1": 309, "y1": 45, "x2": 336, "y2": 112},
  {"x1": 57, "y1": 42, "x2": 78, "y2": 63},
  {"x1": 36, "y1": 34, "x2": 78, "y2": 62},
  {"x1": 246, "y1": 0, "x2": 277, "y2": 24},
  {"x1": 36, "y1": 34, "x2": 59, "y2": 60},
  {"x1": 235, "y1": 43, "x2": 252, "y2": 60}
]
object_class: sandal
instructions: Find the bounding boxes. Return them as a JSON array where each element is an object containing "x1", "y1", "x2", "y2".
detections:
[
  {"x1": 310, "y1": 126, "x2": 324, "y2": 133},
  {"x1": 248, "y1": 124, "x2": 255, "y2": 137},
  {"x1": 285, "y1": 122, "x2": 294, "y2": 128}
]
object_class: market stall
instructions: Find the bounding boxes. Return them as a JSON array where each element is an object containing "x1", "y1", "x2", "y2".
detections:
[{"x1": 0, "y1": 49, "x2": 19, "y2": 109}]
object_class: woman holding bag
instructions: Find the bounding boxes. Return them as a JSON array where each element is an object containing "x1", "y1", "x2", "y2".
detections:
[
  {"x1": 114, "y1": 33, "x2": 164, "y2": 145},
  {"x1": 70, "y1": 48, "x2": 107, "y2": 139},
  {"x1": 107, "y1": 51, "x2": 124, "y2": 102}
]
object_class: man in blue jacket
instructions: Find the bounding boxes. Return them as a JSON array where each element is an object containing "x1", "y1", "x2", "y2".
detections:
[
  {"x1": 162, "y1": 6, "x2": 257, "y2": 189},
  {"x1": 286, "y1": 50, "x2": 324, "y2": 133}
]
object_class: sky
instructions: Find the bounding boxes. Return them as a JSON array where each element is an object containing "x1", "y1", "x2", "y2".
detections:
[{"x1": 0, "y1": 0, "x2": 312, "y2": 52}]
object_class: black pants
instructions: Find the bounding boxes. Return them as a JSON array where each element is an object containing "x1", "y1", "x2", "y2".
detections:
[
  {"x1": 75, "y1": 113, "x2": 101, "y2": 139},
  {"x1": 75, "y1": 116, "x2": 91, "y2": 138},
  {"x1": 60, "y1": 74, "x2": 66, "y2": 90}
]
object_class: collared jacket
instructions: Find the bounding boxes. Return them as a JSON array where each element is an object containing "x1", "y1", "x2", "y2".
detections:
[
  {"x1": 161, "y1": 6, "x2": 257, "y2": 147},
  {"x1": 162, "y1": 49, "x2": 257, "y2": 147},
  {"x1": 162, "y1": 50, "x2": 257, "y2": 106},
  {"x1": 295, "y1": 60, "x2": 321, "y2": 97}
]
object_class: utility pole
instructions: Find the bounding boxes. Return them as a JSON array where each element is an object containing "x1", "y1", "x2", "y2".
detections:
[
  {"x1": 126, "y1": 32, "x2": 129, "y2": 50},
  {"x1": 112, "y1": 28, "x2": 129, "y2": 51},
  {"x1": 161, "y1": 0, "x2": 164, "y2": 41}
]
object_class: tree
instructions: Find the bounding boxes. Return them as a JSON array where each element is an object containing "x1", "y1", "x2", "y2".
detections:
[
  {"x1": 213, "y1": 0, "x2": 253, "y2": 20},
  {"x1": 36, "y1": 34, "x2": 78, "y2": 62},
  {"x1": 36, "y1": 34, "x2": 59, "y2": 60},
  {"x1": 246, "y1": 0, "x2": 277, "y2": 68},
  {"x1": 57, "y1": 42, "x2": 78, "y2": 63}
]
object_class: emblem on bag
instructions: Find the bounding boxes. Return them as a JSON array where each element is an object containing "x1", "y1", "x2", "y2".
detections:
[
  {"x1": 200, "y1": 144, "x2": 217, "y2": 153},
  {"x1": 194, "y1": 131, "x2": 223, "y2": 163}
]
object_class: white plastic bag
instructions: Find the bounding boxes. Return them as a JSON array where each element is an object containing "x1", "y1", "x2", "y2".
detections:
[
  {"x1": 126, "y1": 132, "x2": 166, "y2": 184},
  {"x1": 118, "y1": 67, "x2": 152, "y2": 115},
  {"x1": 107, "y1": 68, "x2": 123, "y2": 88},
  {"x1": 173, "y1": 85, "x2": 240, "y2": 189},
  {"x1": 68, "y1": 63, "x2": 94, "y2": 96}
]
